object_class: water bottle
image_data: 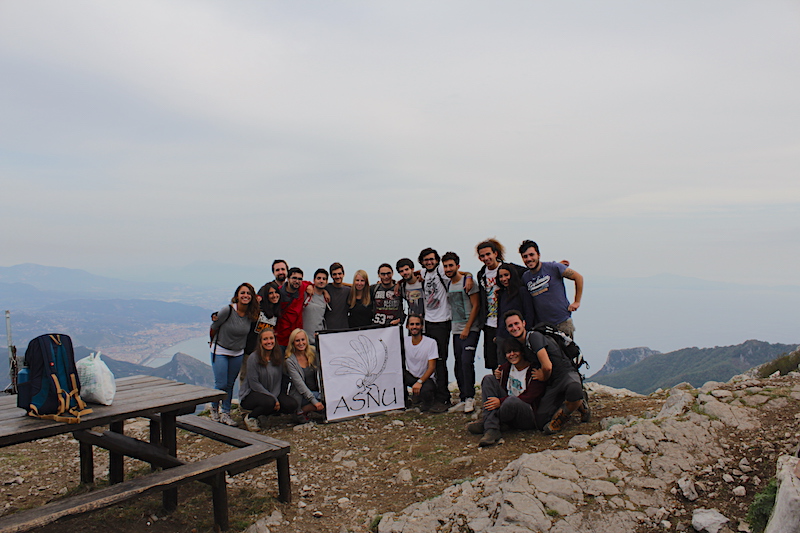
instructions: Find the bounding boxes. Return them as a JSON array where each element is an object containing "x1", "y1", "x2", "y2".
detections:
[{"x1": 17, "y1": 366, "x2": 29, "y2": 386}]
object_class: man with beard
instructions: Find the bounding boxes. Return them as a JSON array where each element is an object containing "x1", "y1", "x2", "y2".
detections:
[{"x1": 518, "y1": 240, "x2": 583, "y2": 339}]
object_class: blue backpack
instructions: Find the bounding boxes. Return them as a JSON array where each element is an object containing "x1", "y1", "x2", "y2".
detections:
[{"x1": 17, "y1": 334, "x2": 92, "y2": 423}]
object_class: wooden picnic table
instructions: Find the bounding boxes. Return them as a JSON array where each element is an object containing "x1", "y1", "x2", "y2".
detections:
[{"x1": 0, "y1": 375, "x2": 291, "y2": 532}]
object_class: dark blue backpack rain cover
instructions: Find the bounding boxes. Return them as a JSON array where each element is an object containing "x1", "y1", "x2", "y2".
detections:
[{"x1": 17, "y1": 334, "x2": 92, "y2": 423}]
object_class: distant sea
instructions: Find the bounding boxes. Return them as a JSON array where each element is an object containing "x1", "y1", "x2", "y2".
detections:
[{"x1": 150, "y1": 334, "x2": 487, "y2": 379}]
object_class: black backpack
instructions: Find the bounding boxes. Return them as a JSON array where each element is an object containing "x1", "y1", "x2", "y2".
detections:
[
  {"x1": 17, "y1": 334, "x2": 92, "y2": 423},
  {"x1": 532, "y1": 323, "x2": 588, "y2": 374}
]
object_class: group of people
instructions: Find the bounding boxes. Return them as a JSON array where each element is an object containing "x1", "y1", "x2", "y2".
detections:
[{"x1": 208, "y1": 238, "x2": 588, "y2": 444}]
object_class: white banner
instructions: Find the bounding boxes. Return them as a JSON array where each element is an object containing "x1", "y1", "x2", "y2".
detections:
[{"x1": 318, "y1": 325, "x2": 405, "y2": 421}]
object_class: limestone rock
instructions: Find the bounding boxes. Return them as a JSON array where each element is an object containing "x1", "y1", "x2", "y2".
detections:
[
  {"x1": 692, "y1": 508, "x2": 729, "y2": 533},
  {"x1": 657, "y1": 389, "x2": 694, "y2": 419},
  {"x1": 678, "y1": 476, "x2": 699, "y2": 501},
  {"x1": 764, "y1": 455, "x2": 800, "y2": 533}
]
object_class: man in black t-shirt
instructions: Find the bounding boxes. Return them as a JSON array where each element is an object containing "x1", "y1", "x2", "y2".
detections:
[
  {"x1": 371, "y1": 263, "x2": 404, "y2": 326},
  {"x1": 503, "y1": 310, "x2": 588, "y2": 434},
  {"x1": 325, "y1": 262, "x2": 351, "y2": 330}
]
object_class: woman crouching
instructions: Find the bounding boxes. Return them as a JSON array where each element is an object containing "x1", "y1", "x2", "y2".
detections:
[
  {"x1": 239, "y1": 329, "x2": 298, "y2": 431},
  {"x1": 286, "y1": 328, "x2": 325, "y2": 424}
]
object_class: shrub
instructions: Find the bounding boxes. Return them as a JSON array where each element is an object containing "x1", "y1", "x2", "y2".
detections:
[
  {"x1": 747, "y1": 477, "x2": 779, "y2": 533},
  {"x1": 758, "y1": 349, "x2": 800, "y2": 378}
]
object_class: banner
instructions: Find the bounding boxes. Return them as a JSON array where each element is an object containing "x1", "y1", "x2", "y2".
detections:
[{"x1": 318, "y1": 325, "x2": 405, "y2": 421}]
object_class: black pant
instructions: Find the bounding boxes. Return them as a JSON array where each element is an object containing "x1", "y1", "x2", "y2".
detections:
[
  {"x1": 424, "y1": 320, "x2": 451, "y2": 404},
  {"x1": 240, "y1": 391, "x2": 298, "y2": 419},
  {"x1": 483, "y1": 325, "x2": 498, "y2": 369},
  {"x1": 403, "y1": 370, "x2": 435, "y2": 410}
]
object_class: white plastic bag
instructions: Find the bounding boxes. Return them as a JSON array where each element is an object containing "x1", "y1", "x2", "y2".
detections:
[{"x1": 76, "y1": 352, "x2": 116, "y2": 405}]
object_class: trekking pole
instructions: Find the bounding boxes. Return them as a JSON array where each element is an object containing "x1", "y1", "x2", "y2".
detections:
[{"x1": 5, "y1": 310, "x2": 18, "y2": 394}]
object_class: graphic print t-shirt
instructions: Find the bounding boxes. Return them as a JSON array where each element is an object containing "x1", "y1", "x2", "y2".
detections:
[
  {"x1": 423, "y1": 264, "x2": 451, "y2": 323},
  {"x1": 483, "y1": 266, "x2": 500, "y2": 328},
  {"x1": 372, "y1": 284, "x2": 403, "y2": 325},
  {"x1": 521, "y1": 262, "x2": 571, "y2": 325},
  {"x1": 401, "y1": 279, "x2": 424, "y2": 318},
  {"x1": 507, "y1": 365, "x2": 528, "y2": 397}
]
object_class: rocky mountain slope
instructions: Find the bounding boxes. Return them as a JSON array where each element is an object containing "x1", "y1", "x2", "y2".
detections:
[
  {"x1": 590, "y1": 340, "x2": 798, "y2": 394},
  {"x1": 379, "y1": 371, "x2": 800, "y2": 533}
]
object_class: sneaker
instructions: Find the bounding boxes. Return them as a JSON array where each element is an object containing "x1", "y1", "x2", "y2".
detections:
[
  {"x1": 294, "y1": 411, "x2": 310, "y2": 424},
  {"x1": 543, "y1": 407, "x2": 570, "y2": 435},
  {"x1": 209, "y1": 403, "x2": 220, "y2": 422},
  {"x1": 448, "y1": 401, "x2": 465, "y2": 413},
  {"x1": 479, "y1": 429, "x2": 502, "y2": 447},
  {"x1": 244, "y1": 415, "x2": 260, "y2": 432},
  {"x1": 220, "y1": 412, "x2": 237, "y2": 426},
  {"x1": 466, "y1": 421, "x2": 485, "y2": 435},
  {"x1": 464, "y1": 398, "x2": 475, "y2": 413}
]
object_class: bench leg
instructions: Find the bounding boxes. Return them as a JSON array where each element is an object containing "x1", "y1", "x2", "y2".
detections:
[
  {"x1": 109, "y1": 421, "x2": 125, "y2": 484},
  {"x1": 210, "y1": 472, "x2": 229, "y2": 531},
  {"x1": 79, "y1": 441, "x2": 94, "y2": 484},
  {"x1": 149, "y1": 418, "x2": 161, "y2": 472},
  {"x1": 161, "y1": 412, "x2": 178, "y2": 511},
  {"x1": 276, "y1": 454, "x2": 291, "y2": 503}
]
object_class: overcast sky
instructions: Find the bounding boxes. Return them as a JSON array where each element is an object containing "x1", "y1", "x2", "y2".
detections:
[{"x1": 2, "y1": 1, "x2": 799, "y2": 287}]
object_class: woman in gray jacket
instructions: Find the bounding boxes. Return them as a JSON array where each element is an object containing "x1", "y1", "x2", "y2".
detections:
[
  {"x1": 239, "y1": 329, "x2": 298, "y2": 431},
  {"x1": 210, "y1": 282, "x2": 260, "y2": 425},
  {"x1": 285, "y1": 328, "x2": 325, "y2": 423}
]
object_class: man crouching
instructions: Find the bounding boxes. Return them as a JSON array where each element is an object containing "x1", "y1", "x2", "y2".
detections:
[{"x1": 467, "y1": 338, "x2": 545, "y2": 447}]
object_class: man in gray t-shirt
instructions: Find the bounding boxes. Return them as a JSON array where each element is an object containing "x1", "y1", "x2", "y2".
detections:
[
  {"x1": 443, "y1": 252, "x2": 480, "y2": 412},
  {"x1": 324, "y1": 262, "x2": 351, "y2": 330}
]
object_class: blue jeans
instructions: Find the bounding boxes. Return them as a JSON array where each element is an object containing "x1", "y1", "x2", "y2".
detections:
[
  {"x1": 211, "y1": 352, "x2": 243, "y2": 413},
  {"x1": 453, "y1": 330, "x2": 479, "y2": 401}
]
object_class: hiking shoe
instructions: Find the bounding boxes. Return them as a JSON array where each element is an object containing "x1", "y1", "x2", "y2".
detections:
[
  {"x1": 209, "y1": 403, "x2": 220, "y2": 422},
  {"x1": 464, "y1": 398, "x2": 475, "y2": 413},
  {"x1": 220, "y1": 412, "x2": 237, "y2": 426},
  {"x1": 479, "y1": 429, "x2": 502, "y2": 447},
  {"x1": 466, "y1": 421, "x2": 485, "y2": 435},
  {"x1": 257, "y1": 415, "x2": 271, "y2": 428},
  {"x1": 429, "y1": 403, "x2": 449, "y2": 414},
  {"x1": 543, "y1": 407, "x2": 570, "y2": 435},
  {"x1": 294, "y1": 411, "x2": 310, "y2": 424},
  {"x1": 579, "y1": 398, "x2": 591, "y2": 423},
  {"x1": 243, "y1": 415, "x2": 260, "y2": 432}
]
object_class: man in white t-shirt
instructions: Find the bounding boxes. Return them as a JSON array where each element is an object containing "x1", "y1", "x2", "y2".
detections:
[{"x1": 402, "y1": 314, "x2": 437, "y2": 412}]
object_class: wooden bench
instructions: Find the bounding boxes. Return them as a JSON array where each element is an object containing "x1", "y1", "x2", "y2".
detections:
[
  {"x1": 0, "y1": 377, "x2": 291, "y2": 532},
  {"x1": 0, "y1": 415, "x2": 290, "y2": 533}
]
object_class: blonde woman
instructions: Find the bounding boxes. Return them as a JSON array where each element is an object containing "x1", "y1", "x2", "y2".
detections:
[
  {"x1": 285, "y1": 328, "x2": 324, "y2": 423},
  {"x1": 347, "y1": 270, "x2": 374, "y2": 328}
]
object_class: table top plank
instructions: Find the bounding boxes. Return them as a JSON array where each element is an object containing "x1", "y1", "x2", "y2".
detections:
[{"x1": 0, "y1": 377, "x2": 225, "y2": 447}]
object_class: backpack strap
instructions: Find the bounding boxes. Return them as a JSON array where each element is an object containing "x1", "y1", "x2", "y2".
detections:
[{"x1": 211, "y1": 304, "x2": 234, "y2": 357}]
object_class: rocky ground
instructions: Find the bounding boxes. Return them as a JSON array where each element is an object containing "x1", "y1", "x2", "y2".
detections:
[{"x1": 0, "y1": 373, "x2": 798, "y2": 533}]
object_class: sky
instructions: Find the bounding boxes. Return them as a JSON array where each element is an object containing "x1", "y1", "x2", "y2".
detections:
[{"x1": 2, "y1": 3, "x2": 799, "y2": 296}]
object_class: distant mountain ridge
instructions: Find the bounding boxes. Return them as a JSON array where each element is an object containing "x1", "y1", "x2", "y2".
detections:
[
  {"x1": 0, "y1": 263, "x2": 227, "y2": 308},
  {"x1": 588, "y1": 339, "x2": 798, "y2": 394},
  {"x1": 2, "y1": 348, "x2": 215, "y2": 392},
  {"x1": 590, "y1": 347, "x2": 661, "y2": 379},
  {"x1": 74, "y1": 348, "x2": 214, "y2": 388}
]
